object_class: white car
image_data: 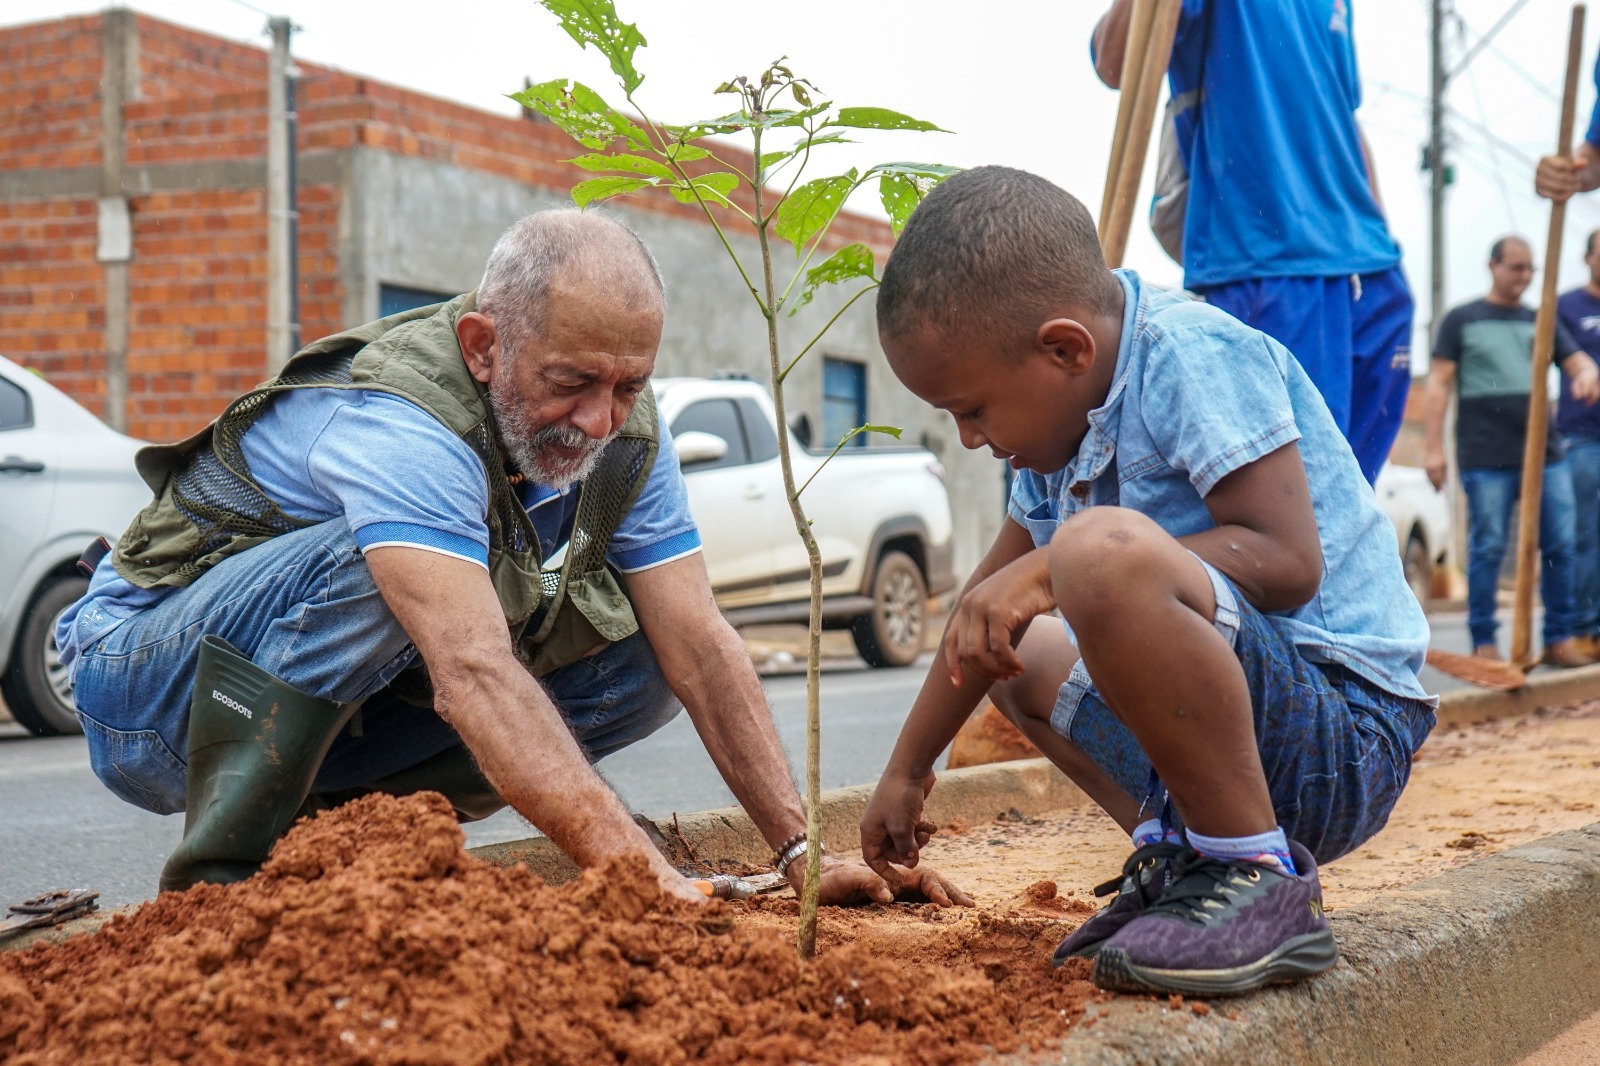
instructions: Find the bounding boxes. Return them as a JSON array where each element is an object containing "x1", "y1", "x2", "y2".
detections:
[
  {"x1": 657, "y1": 376, "x2": 956, "y2": 667},
  {"x1": 1374, "y1": 463, "x2": 1450, "y2": 605},
  {"x1": 0, "y1": 356, "x2": 148, "y2": 736}
]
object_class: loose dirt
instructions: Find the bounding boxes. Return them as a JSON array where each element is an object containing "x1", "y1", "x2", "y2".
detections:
[
  {"x1": 2, "y1": 701, "x2": 1597, "y2": 1064},
  {"x1": 0, "y1": 792, "x2": 1100, "y2": 1065}
]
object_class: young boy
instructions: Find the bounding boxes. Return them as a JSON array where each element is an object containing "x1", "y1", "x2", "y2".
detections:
[{"x1": 859, "y1": 167, "x2": 1437, "y2": 996}]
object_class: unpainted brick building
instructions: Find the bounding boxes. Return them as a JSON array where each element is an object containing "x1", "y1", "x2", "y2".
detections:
[{"x1": 1, "y1": 11, "x2": 1004, "y2": 573}]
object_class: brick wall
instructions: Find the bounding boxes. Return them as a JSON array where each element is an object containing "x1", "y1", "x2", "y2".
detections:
[
  {"x1": 0, "y1": 15, "x2": 102, "y2": 173},
  {"x1": 0, "y1": 198, "x2": 106, "y2": 415},
  {"x1": 0, "y1": 12, "x2": 894, "y2": 441}
]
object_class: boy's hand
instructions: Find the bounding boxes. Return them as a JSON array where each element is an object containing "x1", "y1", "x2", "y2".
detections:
[
  {"x1": 943, "y1": 550, "x2": 1055, "y2": 687},
  {"x1": 797, "y1": 854, "x2": 974, "y2": 907},
  {"x1": 860, "y1": 768, "x2": 938, "y2": 874}
]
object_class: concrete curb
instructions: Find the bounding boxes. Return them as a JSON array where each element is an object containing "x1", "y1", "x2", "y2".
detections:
[
  {"x1": 1011, "y1": 822, "x2": 1600, "y2": 1066},
  {"x1": 1436, "y1": 661, "x2": 1600, "y2": 727},
  {"x1": 468, "y1": 663, "x2": 1600, "y2": 881}
]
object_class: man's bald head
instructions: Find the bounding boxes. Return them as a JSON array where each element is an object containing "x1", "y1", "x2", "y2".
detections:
[{"x1": 476, "y1": 209, "x2": 665, "y2": 361}]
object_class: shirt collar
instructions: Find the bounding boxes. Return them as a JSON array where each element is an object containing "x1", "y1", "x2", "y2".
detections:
[{"x1": 1065, "y1": 269, "x2": 1144, "y2": 486}]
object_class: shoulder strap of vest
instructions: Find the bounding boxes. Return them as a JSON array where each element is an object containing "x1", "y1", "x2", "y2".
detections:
[{"x1": 523, "y1": 386, "x2": 659, "y2": 645}]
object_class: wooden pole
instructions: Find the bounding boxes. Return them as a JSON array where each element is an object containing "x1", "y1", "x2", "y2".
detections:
[
  {"x1": 1510, "y1": 3, "x2": 1586, "y2": 668},
  {"x1": 1099, "y1": 0, "x2": 1157, "y2": 236},
  {"x1": 1100, "y1": 0, "x2": 1183, "y2": 267}
]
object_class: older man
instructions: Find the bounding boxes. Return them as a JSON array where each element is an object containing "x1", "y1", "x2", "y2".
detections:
[{"x1": 59, "y1": 210, "x2": 965, "y2": 907}]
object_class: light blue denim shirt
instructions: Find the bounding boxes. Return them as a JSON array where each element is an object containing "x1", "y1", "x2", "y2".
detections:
[{"x1": 1008, "y1": 270, "x2": 1432, "y2": 702}]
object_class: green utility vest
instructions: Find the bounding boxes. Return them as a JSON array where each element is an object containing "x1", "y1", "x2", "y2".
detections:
[{"x1": 112, "y1": 293, "x2": 659, "y2": 680}]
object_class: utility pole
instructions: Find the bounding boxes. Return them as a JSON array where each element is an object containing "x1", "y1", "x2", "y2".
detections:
[
  {"x1": 265, "y1": 17, "x2": 299, "y2": 374},
  {"x1": 1427, "y1": 0, "x2": 1449, "y2": 341}
]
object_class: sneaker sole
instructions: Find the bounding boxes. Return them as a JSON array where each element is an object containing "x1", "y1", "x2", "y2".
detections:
[{"x1": 1093, "y1": 930, "x2": 1338, "y2": 996}]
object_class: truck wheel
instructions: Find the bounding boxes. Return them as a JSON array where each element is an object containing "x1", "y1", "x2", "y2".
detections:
[
  {"x1": 851, "y1": 550, "x2": 927, "y2": 669},
  {"x1": 1402, "y1": 531, "x2": 1431, "y2": 606},
  {"x1": 2, "y1": 575, "x2": 88, "y2": 737}
]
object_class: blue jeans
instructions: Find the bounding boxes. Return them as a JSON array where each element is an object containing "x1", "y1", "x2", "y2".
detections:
[
  {"x1": 1564, "y1": 436, "x2": 1600, "y2": 637},
  {"x1": 1199, "y1": 267, "x2": 1414, "y2": 485},
  {"x1": 1459, "y1": 463, "x2": 1580, "y2": 649},
  {"x1": 72, "y1": 520, "x2": 682, "y2": 815},
  {"x1": 1050, "y1": 561, "x2": 1437, "y2": 865}
]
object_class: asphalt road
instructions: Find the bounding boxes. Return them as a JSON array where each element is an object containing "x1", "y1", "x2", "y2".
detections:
[{"x1": 0, "y1": 653, "x2": 936, "y2": 909}]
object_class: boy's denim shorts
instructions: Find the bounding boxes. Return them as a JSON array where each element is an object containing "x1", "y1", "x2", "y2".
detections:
[{"x1": 1050, "y1": 559, "x2": 1438, "y2": 864}]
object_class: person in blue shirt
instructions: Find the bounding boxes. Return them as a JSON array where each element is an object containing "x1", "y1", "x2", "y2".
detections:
[
  {"x1": 859, "y1": 168, "x2": 1435, "y2": 996},
  {"x1": 60, "y1": 210, "x2": 968, "y2": 909},
  {"x1": 1092, "y1": 0, "x2": 1413, "y2": 485},
  {"x1": 1535, "y1": 50, "x2": 1600, "y2": 202},
  {"x1": 1555, "y1": 230, "x2": 1600, "y2": 655}
]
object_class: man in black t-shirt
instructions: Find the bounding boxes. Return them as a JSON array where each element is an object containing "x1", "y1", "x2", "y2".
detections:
[{"x1": 1420, "y1": 235, "x2": 1600, "y2": 666}]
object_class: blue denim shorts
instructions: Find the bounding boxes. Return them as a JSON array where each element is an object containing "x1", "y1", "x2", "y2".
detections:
[{"x1": 1050, "y1": 559, "x2": 1437, "y2": 864}]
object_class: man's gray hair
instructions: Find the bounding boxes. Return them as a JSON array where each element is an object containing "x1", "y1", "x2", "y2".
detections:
[{"x1": 476, "y1": 208, "x2": 665, "y2": 357}]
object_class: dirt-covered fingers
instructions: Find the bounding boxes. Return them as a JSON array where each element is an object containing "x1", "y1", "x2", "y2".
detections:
[
  {"x1": 860, "y1": 777, "x2": 930, "y2": 873},
  {"x1": 882, "y1": 864, "x2": 975, "y2": 908},
  {"x1": 813, "y1": 858, "x2": 894, "y2": 906}
]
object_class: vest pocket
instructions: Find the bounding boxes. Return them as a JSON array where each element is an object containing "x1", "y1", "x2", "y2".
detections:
[{"x1": 524, "y1": 568, "x2": 639, "y2": 677}]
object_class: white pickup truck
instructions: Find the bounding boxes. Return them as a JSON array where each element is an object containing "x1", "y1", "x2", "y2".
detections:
[{"x1": 656, "y1": 376, "x2": 956, "y2": 668}]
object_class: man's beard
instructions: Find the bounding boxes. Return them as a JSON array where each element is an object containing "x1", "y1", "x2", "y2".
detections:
[{"x1": 488, "y1": 377, "x2": 616, "y2": 490}]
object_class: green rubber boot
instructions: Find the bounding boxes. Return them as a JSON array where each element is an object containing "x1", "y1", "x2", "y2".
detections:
[
  {"x1": 303, "y1": 743, "x2": 506, "y2": 823},
  {"x1": 159, "y1": 636, "x2": 357, "y2": 893}
]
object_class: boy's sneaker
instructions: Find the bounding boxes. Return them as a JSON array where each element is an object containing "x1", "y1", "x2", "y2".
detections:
[
  {"x1": 1051, "y1": 841, "x2": 1185, "y2": 965},
  {"x1": 1092, "y1": 840, "x2": 1337, "y2": 996}
]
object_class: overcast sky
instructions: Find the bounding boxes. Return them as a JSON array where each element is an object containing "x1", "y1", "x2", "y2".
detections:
[{"x1": 15, "y1": 0, "x2": 1600, "y2": 363}]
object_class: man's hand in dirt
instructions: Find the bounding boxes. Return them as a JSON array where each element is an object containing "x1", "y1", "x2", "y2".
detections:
[
  {"x1": 1536, "y1": 144, "x2": 1600, "y2": 203},
  {"x1": 789, "y1": 854, "x2": 974, "y2": 907},
  {"x1": 943, "y1": 549, "x2": 1055, "y2": 688}
]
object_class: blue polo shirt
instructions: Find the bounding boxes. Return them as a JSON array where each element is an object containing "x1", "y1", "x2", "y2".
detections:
[
  {"x1": 57, "y1": 387, "x2": 701, "y2": 678},
  {"x1": 1007, "y1": 270, "x2": 1430, "y2": 701},
  {"x1": 1144, "y1": 0, "x2": 1401, "y2": 288}
]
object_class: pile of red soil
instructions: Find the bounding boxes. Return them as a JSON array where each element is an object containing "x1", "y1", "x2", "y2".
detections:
[{"x1": 0, "y1": 793, "x2": 1097, "y2": 1065}]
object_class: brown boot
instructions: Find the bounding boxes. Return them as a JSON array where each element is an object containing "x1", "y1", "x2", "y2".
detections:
[
  {"x1": 1473, "y1": 644, "x2": 1502, "y2": 661},
  {"x1": 1541, "y1": 638, "x2": 1596, "y2": 669}
]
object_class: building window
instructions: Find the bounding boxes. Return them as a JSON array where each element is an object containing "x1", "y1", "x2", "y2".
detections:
[
  {"x1": 378, "y1": 284, "x2": 455, "y2": 319},
  {"x1": 822, "y1": 357, "x2": 867, "y2": 450}
]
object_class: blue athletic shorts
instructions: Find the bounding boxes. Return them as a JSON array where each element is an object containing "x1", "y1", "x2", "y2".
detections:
[
  {"x1": 1198, "y1": 267, "x2": 1414, "y2": 485},
  {"x1": 1049, "y1": 559, "x2": 1437, "y2": 865}
]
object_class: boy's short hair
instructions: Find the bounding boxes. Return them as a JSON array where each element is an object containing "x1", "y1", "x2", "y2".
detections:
[{"x1": 876, "y1": 166, "x2": 1123, "y2": 353}]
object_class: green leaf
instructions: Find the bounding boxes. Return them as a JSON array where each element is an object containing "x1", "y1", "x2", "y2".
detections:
[
  {"x1": 791, "y1": 242, "x2": 876, "y2": 314},
  {"x1": 665, "y1": 142, "x2": 710, "y2": 163},
  {"x1": 538, "y1": 0, "x2": 648, "y2": 95},
  {"x1": 874, "y1": 163, "x2": 960, "y2": 235},
  {"x1": 668, "y1": 171, "x2": 740, "y2": 207},
  {"x1": 567, "y1": 152, "x2": 675, "y2": 180},
  {"x1": 774, "y1": 170, "x2": 859, "y2": 253},
  {"x1": 879, "y1": 174, "x2": 921, "y2": 236},
  {"x1": 758, "y1": 148, "x2": 796, "y2": 173},
  {"x1": 511, "y1": 79, "x2": 651, "y2": 151},
  {"x1": 571, "y1": 175, "x2": 656, "y2": 207},
  {"x1": 828, "y1": 107, "x2": 948, "y2": 133},
  {"x1": 856, "y1": 424, "x2": 902, "y2": 440},
  {"x1": 678, "y1": 102, "x2": 829, "y2": 138}
]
